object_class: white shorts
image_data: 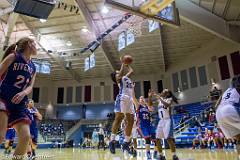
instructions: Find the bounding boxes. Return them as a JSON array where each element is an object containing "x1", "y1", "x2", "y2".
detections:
[
  {"x1": 156, "y1": 118, "x2": 173, "y2": 139},
  {"x1": 216, "y1": 104, "x2": 240, "y2": 138},
  {"x1": 114, "y1": 95, "x2": 134, "y2": 114},
  {"x1": 132, "y1": 126, "x2": 138, "y2": 139}
]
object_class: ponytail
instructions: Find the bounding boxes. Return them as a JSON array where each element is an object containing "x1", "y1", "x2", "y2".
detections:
[{"x1": 1, "y1": 43, "x2": 17, "y2": 61}]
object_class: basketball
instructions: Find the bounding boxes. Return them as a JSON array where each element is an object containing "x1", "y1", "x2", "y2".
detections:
[{"x1": 122, "y1": 55, "x2": 133, "y2": 65}]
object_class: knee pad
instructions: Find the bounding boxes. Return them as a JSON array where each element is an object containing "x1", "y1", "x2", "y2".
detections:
[{"x1": 145, "y1": 138, "x2": 151, "y2": 145}]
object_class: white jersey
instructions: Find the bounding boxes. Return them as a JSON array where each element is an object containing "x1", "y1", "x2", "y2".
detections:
[
  {"x1": 219, "y1": 88, "x2": 240, "y2": 107},
  {"x1": 158, "y1": 97, "x2": 172, "y2": 119},
  {"x1": 119, "y1": 76, "x2": 133, "y2": 98}
]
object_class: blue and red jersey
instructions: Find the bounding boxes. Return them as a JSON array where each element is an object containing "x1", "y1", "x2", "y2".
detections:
[
  {"x1": 0, "y1": 53, "x2": 36, "y2": 106},
  {"x1": 137, "y1": 105, "x2": 151, "y2": 127}
]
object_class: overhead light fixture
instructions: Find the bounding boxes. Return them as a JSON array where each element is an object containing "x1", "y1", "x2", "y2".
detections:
[
  {"x1": 29, "y1": 34, "x2": 35, "y2": 39},
  {"x1": 101, "y1": 6, "x2": 109, "y2": 14},
  {"x1": 210, "y1": 78, "x2": 216, "y2": 85},
  {"x1": 66, "y1": 41, "x2": 72, "y2": 46},
  {"x1": 40, "y1": 19, "x2": 47, "y2": 23},
  {"x1": 81, "y1": 27, "x2": 89, "y2": 33},
  {"x1": 177, "y1": 87, "x2": 181, "y2": 93}
]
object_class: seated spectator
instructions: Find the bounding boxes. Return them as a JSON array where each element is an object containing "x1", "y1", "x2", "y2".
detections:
[
  {"x1": 208, "y1": 112, "x2": 216, "y2": 124},
  {"x1": 192, "y1": 127, "x2": 204, "y2": 149},
  {"x1": 213, "y1": 126, "x2": 225, "y2": 149},
  {"x1": 205, "y1": 129, "x2": 217, "y2": 149},
  {"x1": 189, "y1": 117, "x2": 202, "y2": 128}
]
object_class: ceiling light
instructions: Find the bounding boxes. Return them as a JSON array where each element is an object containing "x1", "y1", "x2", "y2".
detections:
[
  {"x1": 177, "y1": 87, "x2": 181, "y2": 93},
  {"x1": 66, "y1": 41, "x2": 72, "y2": 46},
  {"x1": 101, "y1": 6, "x2": 109, "y2": 14},
  {"x1": 29, "y1": 34, "x2": 35, "y2": 39},
  {"x1": 40, "y1": 19, "x2": 47, "y2": 23},
  {"x1": 81, "y1": 27, "x2": 89, "y2": 32}
]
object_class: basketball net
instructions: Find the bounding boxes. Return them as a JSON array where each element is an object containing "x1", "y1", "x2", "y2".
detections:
[{"x1": 125, "y1": 14, "x2": 144, "y2": 37}]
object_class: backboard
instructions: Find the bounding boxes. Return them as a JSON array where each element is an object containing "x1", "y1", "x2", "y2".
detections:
[{"x1": 105, "y1": 0, "x2": 180, "y2": 27}]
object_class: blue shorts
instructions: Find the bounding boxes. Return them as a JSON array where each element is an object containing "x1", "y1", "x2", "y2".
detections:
[
  {"x1": 5, "y1": 129, "x2": 15, "y2": 141},
  {"x1": 0, "y1": 97, "x2": 31, "y2": 127},
  {"x1": 138, "y1": 124, "x2": 156, "y2": 140},
  {"x1": 30, "y1": 127, "x2": 38, "y2": 144}
]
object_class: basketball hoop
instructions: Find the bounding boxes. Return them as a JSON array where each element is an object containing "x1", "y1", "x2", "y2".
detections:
[
  {"x1": 128, "y1": 22, "x2": 142, "y2": 37},
  {"x1": 125, "y1": 14, "x2": 144, "y2": 37}
]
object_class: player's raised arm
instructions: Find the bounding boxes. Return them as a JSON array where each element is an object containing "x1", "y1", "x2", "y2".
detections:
[
  {"x1": 132, "y1": 83, "x2": 139, "y2": 110},
  {"x1": 155, "y1": 94, "x2": 171, "y2": 108},
  {"x1": 148, "y1": 90, "x2": 154, "y2": 112},
  {"x1": 125, "y1": 65, "x2": 133, "y2": 78},
  {"x1": 35, "y1": 110, "x2": 43, "y2": 121},
  {"x1": 117, "y1": 63, "x2": 125, "y2": 79},
  {"x1": 0, "y1": 54, "x2": 15, "y2": 77}
]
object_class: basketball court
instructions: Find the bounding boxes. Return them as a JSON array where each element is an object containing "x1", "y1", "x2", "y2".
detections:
[
  {"x1": 0, "y1": 149, "x2": 238, "y2": 160},
  {"x1": 0, "y1": 0, "x2": 240, "y2": 160}
]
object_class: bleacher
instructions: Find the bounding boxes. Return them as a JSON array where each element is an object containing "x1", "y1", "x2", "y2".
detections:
[
  {"x1": 175, "y1": 124, "x2": 215, "y2": 146},
  {"x1": 172, "y1": 102, "x2": 214, "y2": 147},
  {"x1": 172, "y1": 102, "x2": 212, "y2": 126},
  {"x1": 40, "y1": 120, "x2": 67, "y2": 142}
]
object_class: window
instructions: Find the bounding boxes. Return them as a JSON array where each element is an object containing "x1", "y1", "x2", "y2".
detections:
[
  {"x1": 230, "y1": 51, "x2": 240, "y2": 75},
  {"x1": 134, "y1": 81, "x2": 141, "y2": 99},
  {"x1": 198, "y1": 66, "x2": 208, "y2": 86},
  {"x1": 118, "y1": 32, "x2": 126, "y2": 51},
  {"x1": 189, "y1": 67, "x2": 198, "y2": 88},
  {"x1": 32, "y1": 87, "x2": 40, "y2": 103},
  {"x1": 180, "y1": 70, "x2": 189, "y2": 90},
  {"x1": 33, "y1": 61, "x2": 41, "y2": 73},
  {"x1": 118, "y1": 30, "x2": 135, "y2": 51},
  {"x1": 32, "y1": 60, "x2": 51, "y2": 74},
  {"x1": 172, "y1": 72, "x2": 179, "y2": 92},
  {"x1": 126, "y1": 30, "x2": 135, "y2": 46},
  {"x1": 41, "y1": 62, "x2": 51, "y2": 74},
  {"x1": 218, "y1": 56, "x2": 230, "y2": 80},
  {"x1": 143, "y1": 81, "x2": 151, "y2": 98},
  {"x1": 158, "y1": 4, "x2": 174, "y2": 21},
  {"x1": 148, "y1": 20, "x2": 159, "y2": 32},
  {"x1": 75, "y1": 86, "x2": 82, "y2": 103},
  {"x1": 84, "y1": 57, "x2": 90, "y2": 71},
  {"x1": 157, "y1": 80, "x2": 163, "y2": 93},
  {"x1": 66, "y1": 87, "x2": 73, "y2": 104},
  {"x1": 84, "y1": 53, "x2": 96, "y2": 71},
  {"x1": 90, "y1": 53, "x2": 96, "y2": 68},
  {"x1": 84, "y1": 85, "x2": 91, "y2": 102},
  {"x1": 57, "y1": 87, "x2": 64, "y2": 104}
]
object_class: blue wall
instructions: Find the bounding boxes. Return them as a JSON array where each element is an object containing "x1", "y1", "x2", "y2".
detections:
[
  {"x1": 56, "y1": 103, "x2": 114, "y2": 120},
  {"x1": 86, "y1": 103, "x2": 114, "y2": 119},
  {"x1": 57, "y1": 105, "x2": 82, "y2": 120}
]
